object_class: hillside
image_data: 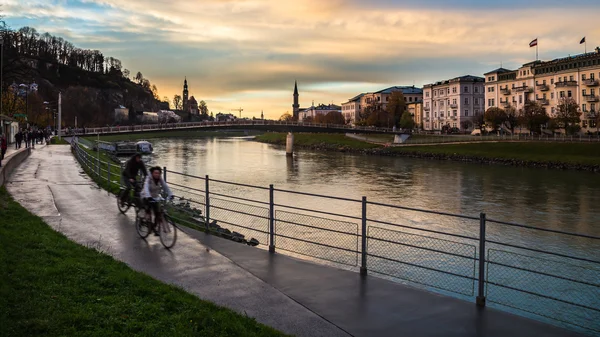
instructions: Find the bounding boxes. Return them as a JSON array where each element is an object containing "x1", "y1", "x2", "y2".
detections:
[{"x1": 1, "y1": 25, "x2": 165, "y2": 127}]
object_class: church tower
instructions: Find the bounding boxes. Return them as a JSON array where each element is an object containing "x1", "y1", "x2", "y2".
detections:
[
  {"x1": 292, "y1": 80, "x2": 299, "y2": 120},
  {"x1": 183, "y1": 77, "x2": 189, "y2": 112}
]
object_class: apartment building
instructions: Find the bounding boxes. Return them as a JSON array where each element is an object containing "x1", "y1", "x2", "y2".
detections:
[
  {"x1": 299, "y1": 104, "x2": 342, "y2": 122},
  {"x1": 485, "y1": 48, "x2": 600, "y2": 132},
  {"x1": 341, "y1": 86, "x2": 423, "y2": 124},
  {"x1": 422, "y1": 75, "x2": 485, "y2": 131},
  {"x1": 407, "y1": 101, "x2": 423, "y2": 128}
]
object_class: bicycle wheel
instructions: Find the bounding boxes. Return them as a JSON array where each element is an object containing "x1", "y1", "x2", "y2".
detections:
[
  {"x1": 135, "y1": 212, "x2": 152, "y2": 239},
  {"x1": 158, "y1": 215, "x2": 177, "y2": 249},
  {"x1": 117, "y1": 190, "x2": 131, "y2": 214}
]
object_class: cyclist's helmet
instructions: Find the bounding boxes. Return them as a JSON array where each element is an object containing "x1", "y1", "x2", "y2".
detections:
[{"x1": 149, "y1": 166, "x2": 162, "y2": 173}]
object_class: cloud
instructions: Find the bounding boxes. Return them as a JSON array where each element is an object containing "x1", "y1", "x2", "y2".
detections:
[{"x1": 4, "y1": 0, "x2": 600, "y2": 117}]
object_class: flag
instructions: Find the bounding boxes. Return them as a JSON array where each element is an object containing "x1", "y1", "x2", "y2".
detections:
[
  {"x1": 529, "y1": 38, "x2": 538, "y2": 47},
  {"x1": 580, "y1": 37, "x2": 586, "y2": 44}
]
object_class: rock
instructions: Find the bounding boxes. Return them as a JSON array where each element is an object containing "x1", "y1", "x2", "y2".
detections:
[
  {"x1": 247, "y1": 238, "x2": 259, "y2": 246},
  {"x1": 218, "y1": 227, "x2": 232, "y2": 236},
  {"x1": 231, "y1": 231, "x2": 245, "y2": 242}
]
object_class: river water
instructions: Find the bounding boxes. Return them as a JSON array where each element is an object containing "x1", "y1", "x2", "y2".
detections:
[{"x1": 141, "y1": 136, "x2": 599, "y2": 333}]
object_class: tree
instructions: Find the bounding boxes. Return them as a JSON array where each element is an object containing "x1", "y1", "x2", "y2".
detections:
[
  {"x1": 279, "y1": 113, "x2": 293, "y2": 121},
  {"x1": 556, "y1": 97, "x2": 581, "y2": 135},
  {"x1": 123, "y1": 68, "x2": 130, "y2": 79},
  {"x1": 162, "y1": 96, "x2": 171, "y2": 109},
  {"x1": 135, "y1": 71, "x2": 144, "y2": 84},
  {"x1": 484, "y1": 107, "x2": 507, "y2": 131},
  {"x1": 315, "y1": 111, "x2": 345, "y2": 125},
  {"x1": 386, "y1": 91, "x2": 406, "y2": 128},
  {"x1": 547, "y1": 118, "x2": 560, "y2": 134},
  {"x1": 199, "y1": 100, "x2": 208, "y2": 115},
  {"x1": 151, "y1": 84, "x2": 159, "y2": 99},
  {"x1": 399, "y1": 111, "x2": 415, "y2": 130},
  {"x1": 474, "y1": 113, "x2": 485, "y2": 132},
  {"x1": 173, "y1": 95, "x2": 182, "y2": 110},
  {"x1": 520, "y1": 101, "x2": 549, "y2": 134},
  {"x1": 503, "y1": 106, "x2": 519, "y2": 134}
]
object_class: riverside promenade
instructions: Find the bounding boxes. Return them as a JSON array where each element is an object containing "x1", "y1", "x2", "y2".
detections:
[{"x1": 5, "y1": 145, "x2": 584, "y2": 337}]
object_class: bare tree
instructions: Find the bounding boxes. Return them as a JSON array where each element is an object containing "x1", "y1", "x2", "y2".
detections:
[{"x1": 173, "y1": 95, "x2": 182, "y2": 110}]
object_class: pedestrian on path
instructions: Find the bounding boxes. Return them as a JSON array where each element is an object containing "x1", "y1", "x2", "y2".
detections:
[
  {"x1": 0, "y1": 134, "x2": 7, "y2": 167},
  {"x1": 29, "y1": 130, "x2": 35, "y2": 149},
  {"x1": 15, "y1": 131, "x2": 21, "y2": 149}
]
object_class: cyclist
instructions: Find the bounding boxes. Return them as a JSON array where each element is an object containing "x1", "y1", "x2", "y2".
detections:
[
  {"x1": 141, "y1": 166, "x2": 174, "y2": 234},
  {"x1": 119, "y1": 153, "x2": 148, "y2": 207}
]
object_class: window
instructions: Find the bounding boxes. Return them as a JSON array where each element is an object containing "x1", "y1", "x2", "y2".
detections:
[
  {"x1": 519, "y1": 95, "x2": 522, "y2": 104},
  {"x1": 543, "y1": 93, "x2": 547, "y2": 99},
  {"x1": 426, "y1": 102, "x2": 429, "y2": 107},
  {"x1": 551, "y1": 107, "x2": 555, "y2": 114},
  {"x1": 592, "y1": 103, "x2": 597, "y2": 112},
  {"x1": 560, "y1": 91, "x2": 565, "y2": 98},
  {"x1": 583, "y1": 89, "x2": 587, "y2": 96},
  {"x1": 474, "y1": 87, "x2": 479, "y2": 93},
  {"x1": 464, "y1": 86, "x2": 469, "y2": 93},
  {"x1": 551, "y1": 78, "x2": 554, "y2": 84},
  {"x1": 488, "y1": 98, "x2": 495, "y2": 107},
  {"x1": 583, "y1": 104, "x2": 587, "y2": 112},
  {"x1": 592, "y1": 89, "x2": 596, "y2": 96},
  {"x1": 568, "y1": 90, "x2": 572, "y2": 98},
  {"x1": 426, "y1": 92, "x2": 430, "y2": 97},
  {"x1": 386, "y1": 97, "x2": 389, "y2": 102},
  {"x1": 464, "y1": 98, "x2": 469, "y2": 104},
  {"x1": 453, "y1": 87, "x2": 457, "y2": 93},
  {"x1": 452, "y1": 99, "x2": 457, "y2": 104},
  {"x1": 582, "y1": 74, "x2": 587, "y2": 80},
  {"x1": 592, "y1": 73, "x2": 596, "y2": 80},
  {"x1": 447, "y1": 88, "x2": 450, "y2": 94},
  {"x1": 570, "y1": 75, "x2": 574, "y2": 81},
  {"x1": 551, "y1": 92, "x2": 554, "y2": 99},
  {"x1": 464, "y1": 110, "x2": 469, "y2": 117},
  {"x1": 543, "y1": 79, "x2": 546, "y2": 85}
]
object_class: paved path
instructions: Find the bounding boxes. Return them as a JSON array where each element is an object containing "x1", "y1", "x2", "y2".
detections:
[
  {"x1": 6, "y1": 145, "x2": 586, "y2": 337},
  {"x1": 5, "y1": 145, "x2": 349, "y2": 337}
]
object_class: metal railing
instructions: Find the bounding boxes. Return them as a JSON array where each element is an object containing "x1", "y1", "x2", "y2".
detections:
[
  {"x1": 67, "y1": 120, "x2": 397, "y2": 136},
  {"x1": 70, "y1": 141, "x2": 600, "y2": 335}
]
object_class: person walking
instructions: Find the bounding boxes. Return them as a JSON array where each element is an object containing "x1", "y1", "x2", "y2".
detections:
[
  {"x1": 15, "y1": 131, "x2": 21, "y2": 149},
  {"x1": 0, "y1": 134, "x2": 7, "y2": 167},
  {"x1": 29, "y1": 130, "x2": 35, "y2": 149}
]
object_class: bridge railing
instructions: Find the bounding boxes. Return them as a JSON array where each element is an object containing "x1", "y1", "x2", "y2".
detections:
[
  {"x1": 75, "y1": 120, "x2": 396, "y2": 135},
  {"x1": 70, "y1": 141, "x2": 600, "y2": 336}
]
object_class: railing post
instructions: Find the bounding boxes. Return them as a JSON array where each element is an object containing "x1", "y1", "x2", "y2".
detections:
[
  {"x1": 477, "y1": 212, "x2": 487, "y2": 307},
  {"x1": 107, "y1": 161, "x2": 111, "y2": 191},
  {"x1": 269, "y1": 184, "x2": 275, "y2": 253},
  {"x1": 163, "y1": 166, "x2": 167, "y2": 182},
  {"x1": 205, "y1": 175, "x2": 210, "y2": 230},
  {"x1": 360, "y1": 196, "x2": 368, "y2": 277}
]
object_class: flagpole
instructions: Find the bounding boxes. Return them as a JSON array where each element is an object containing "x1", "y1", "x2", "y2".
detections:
[{"x1": 536, "y1": 43, "x2": 539, "y2": 61}]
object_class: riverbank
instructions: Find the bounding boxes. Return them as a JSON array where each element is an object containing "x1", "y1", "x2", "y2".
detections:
[
  {"x1": 255, "y1": 133, "x2": 600, "y2": 172},
  {"x1": 0, "y1": 187, "x2": 287, "y2": 337},
  {"x1": 87, "y1": 129, "x2": 261, "y2": 142}
]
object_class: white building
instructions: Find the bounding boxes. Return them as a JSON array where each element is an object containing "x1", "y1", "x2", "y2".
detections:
[
  {"x1": 299, "y1": 104, "x2": 342, "y2": 122},
  {"x1": 216, "y1": 113, "x2": 236, "y2": 122},
  {"x1": 341, "y1": 86, "x2": 423, "y2": 125},
  {"x1": 114, "y1": 106, "x2": 129, "y2": 123},
  {"x1": 423, "y1": 75, "x2": 485, "y2": 131}
]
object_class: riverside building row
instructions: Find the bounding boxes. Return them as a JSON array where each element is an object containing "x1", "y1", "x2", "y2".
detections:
[{"x1": 337, "y1": 47, "x2": 600, "y2": 132}]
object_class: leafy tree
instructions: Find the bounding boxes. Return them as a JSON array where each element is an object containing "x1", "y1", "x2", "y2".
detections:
[
  {"x1": 199, "y1": 100, "x2": 208, "y2": 115},
  {"x1": 173, "y1": 95, "x2": 182, "y2": 110},
  {"x1": 151, "y1": 84, "x2": 159, "y2": 100},
  {"x1": 546, "y1": 118, "x2": 560, "y2": 134},
  {"x1": 123, "y1": 69, "x2": 130, "y2": 79},
  {"x1": 399, "y1": 111, "x2": 415, "y2": 130},
  {"x1": 386, "y1": 91, "x2": 406, "y2": 127},
  {"x1": 279, "y1": 113, "x2": 294, "y2": 121},
  {"x1": 484, "y1": 107, "x2": 507, "y2": 131},
  {"x1": 315, "y1": 111, "x2": 345, "y2": 125},
  {"x1": 135, "y1": 71, "x2": 144, "y2": 84},
  {"x1": 556, "y1": 97, "x2": 581, "y2": 135},
  {"x1": 474, "y1": 113, "x2": 485, "y2": 132},
  {"x1": 520, "y1": 101, "x2": 549, "y2": 134},
  {"x1": 503, "y1": 106, "x2": 519, "y2": 134}
]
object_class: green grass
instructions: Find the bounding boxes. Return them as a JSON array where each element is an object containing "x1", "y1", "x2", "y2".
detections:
[
  {"x1": 49, "y1": 137, "x2": 69, "y2": 145},
  {"x1": 255, "y1": 133, "x2": 381, "y2": 150},
  {"x1": 0, "y1": 187, "x2": 288, "y2": 337},
  {"x1": 390, "y1": 142, "x2": 600, "y2": 165},
  {"x1": 88, "y1": 130, "x2": 262, "y2": 142}
]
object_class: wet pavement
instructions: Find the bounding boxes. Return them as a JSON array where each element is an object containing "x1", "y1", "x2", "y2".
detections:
[
  {"x1": 5, "y1": 145, "x2": 586, "y2": 337},
  {"x1": 5, "y1": 145, "x2": 349, "y2": 337}
]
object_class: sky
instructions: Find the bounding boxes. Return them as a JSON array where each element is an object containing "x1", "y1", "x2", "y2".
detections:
[{"x1": 4, "y1": 0, "x2": 600, "y2": 119}]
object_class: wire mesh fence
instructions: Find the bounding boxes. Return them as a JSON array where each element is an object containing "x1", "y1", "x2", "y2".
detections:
[
  {"x1": 70, "y1": 140, "x2": 600, "y2": 335},
  {"x1": 486, "y1": 249, "x2": 600, "y2": 333},
  {"x1": 274, "y1": 210, "x2": 359, "y2": 266},
  {"x1": 367, "y1": 226, "x2": 477, "y2": 296}
]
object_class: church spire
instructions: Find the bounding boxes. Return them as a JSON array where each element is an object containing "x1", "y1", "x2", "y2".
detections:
[{"x1": 294, "y1": 80, "x2": 298, "y2": 95}]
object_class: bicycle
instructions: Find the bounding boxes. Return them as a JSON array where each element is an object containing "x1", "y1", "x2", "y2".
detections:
[
  {"x1": 117, "y1": 180, "x2": 143, "y2": 214},
  {"x1": 136, "y1": 197, "x2": 177, "y2": 249}
]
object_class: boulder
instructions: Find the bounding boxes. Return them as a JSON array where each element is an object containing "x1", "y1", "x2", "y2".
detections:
[{"x1": 247, "y1": 238, "x2": 259, "y2": 247}]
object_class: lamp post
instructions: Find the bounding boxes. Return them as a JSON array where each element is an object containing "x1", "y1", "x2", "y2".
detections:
[{"x1": 1, "y1": 36, "x2": 3, "y2": 116}]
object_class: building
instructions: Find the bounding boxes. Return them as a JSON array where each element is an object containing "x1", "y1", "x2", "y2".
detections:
[
  {"x1": 1, "y1": 115, "x2": 18, "y2": 144},
  {"x1": 407, "y1": 101, "x2": 424, "y2": 129},
  {"x1": 292, "y1": 81, "x2": 300, "y2": 120},
  {"x1": 485, "y1": 48, "x2": 600, "y2": 133},
  {"x1": 189, "y1": 96, "x2": 199, "y2": 114},
  {"x1": 182, "y1": 77, "x2": 189, "y2": 112},
  {"x1": 215, "y1": 113, "x2": 237, "y2": 122},
  {"x1": 298, "y1": 104, "x2": 342, "y2": 122},
  {"x1": 114, "y1": 106, "x2": 129, "y2": 123},
  {"x1": 341, "y1": 86, "x2": 423, "y2": 125},
  {"x1": 423, "y1": 75, "x2": 485, "y2": 131}
]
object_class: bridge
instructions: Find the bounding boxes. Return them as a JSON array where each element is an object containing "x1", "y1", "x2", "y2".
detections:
[{"x1": 74, "y1": 120, "x2": 406, "y2": 137}]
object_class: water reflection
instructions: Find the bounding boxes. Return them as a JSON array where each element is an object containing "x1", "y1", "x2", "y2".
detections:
[{"x1": 147, "y1": 137, "x2": 600, "y2": 237}]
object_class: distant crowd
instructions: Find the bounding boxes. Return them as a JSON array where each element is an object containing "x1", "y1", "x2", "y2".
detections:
[{"x1": 14, "y1": 129, "x2": 51, "y2": 150}]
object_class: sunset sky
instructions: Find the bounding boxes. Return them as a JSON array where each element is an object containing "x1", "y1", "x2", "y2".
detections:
[{"x1": 5, "y1": 0, "x2": 600, "y2": 119}]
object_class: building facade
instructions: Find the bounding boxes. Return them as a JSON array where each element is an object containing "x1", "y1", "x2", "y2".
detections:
[
  {"x1": 298, "y1": 104, "x2": 342, "y2": 122},
  {"x1": 423, "y1": 75, "x2": 485, "y2": 131},
  {"x1": 485, "y1": 48, "x2": 600, "y2": 133},
  {"x1": 407, "y1": 101, "x2": 423, "y2": 129},
  {"x1": 341, "y1": 86, "x2": 423, "y2": 125},
  {"x1": 189, "y1": 96, "x2": 199, "y2": 114}
]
